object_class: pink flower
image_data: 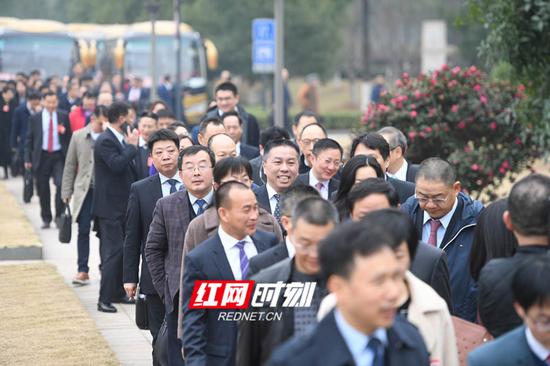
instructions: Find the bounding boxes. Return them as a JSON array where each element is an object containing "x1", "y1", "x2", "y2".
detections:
[
  {"x1": 502, "y1": 161, "x2": 510, "y2": 169},
  {"x1": 424, "y1": 126, "x2": 432, "y2": 133},
  {"x1": 451, "y1": 105, "x2": 459, "y2": 113},
  {"x1": 471, "y1": 164, "x2": 480, "y2": 171},
  {"x1": 414, "y1": 90, "x2": 422, "y2": 99},
  {"x1": 499, "y1": 167, "x2": 506, "y2": 174},
  {"x1": 402, "y1": 72, "x2": 409, "y2": 79},
  {"x1": 458, "y1": 121, "x2": 466, "y2": 129},
  {"x1": 395, "y1": 79, "x2": 403, "y2": 87},
  {"x1": 408, "y1": 131, "x2": 417, "y2": 140},
  {"x1": 515, "y1": 137, "x2": 522, "y2": 145},
  {"x1": 410, "y1": 111, "x2": 417, "y2": 118},
  {"x1": 430, "y1": 78, "x2": 437, "y2": 86},
  {"x1": 469, "y1": 65, "x2": 478, "y2": 73},
  {"x1": 410, "y1": 104, "x2": 417, "y2": 110},
  {"x1": 447, "y1": 80, "x2": 458, "y2": 88},
  {"x1": 428, "y1": 108, "x2": 437, "y2": 117},
  {"x1": 480, "y1": 95, "x2": 488, "y2": 104},
  {"x1": 452, "y1": 66, "x2": 461, "y2": 75},
  {"x1": 419, "y1": 132, "x2": 426, "y2": 139},
  {"x1": 377, "y1": 104, "x2": 389, "y2": 112},
  {"x1": 518, "y1": 84, "x2": 526, "y2": 92},
  {"x1": 473, "y1": 84, "x2": 481, "y2": 92},
  {"x1": 489, "y1": 122, "x2": 497, "y2": 131},
  {"x1": 441, "y1": 64, "x2": 449, "y2": 71}
]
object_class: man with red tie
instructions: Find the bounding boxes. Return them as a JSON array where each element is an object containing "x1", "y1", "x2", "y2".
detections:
[{"x1": 25, "y1": 91, "x2": 72, "y2": 229}]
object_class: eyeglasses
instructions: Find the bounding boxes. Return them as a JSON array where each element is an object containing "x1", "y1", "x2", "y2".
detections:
[
  {"x1": 182, "y1": 163, "x2": 211, "y2": 173},
  {"x1": 301, "y1": 138, "x2": 320, "y2": 146},
  {"x1": 320, "y1": 158, "x2": 342, "y2": 168},
  {"x1": 415, "y1": 193, "x2": 450, "y2": 206},
  {"x1": 528, "y1": 315, "x2": 550, "y2": 333},
  {"x1": 293, "y1": 241, "x2": 318, "y2": 254}
]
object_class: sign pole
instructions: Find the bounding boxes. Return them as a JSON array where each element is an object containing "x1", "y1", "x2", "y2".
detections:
[{"x1": 274, "y1": 0, "x2": 284, "y2": 128}]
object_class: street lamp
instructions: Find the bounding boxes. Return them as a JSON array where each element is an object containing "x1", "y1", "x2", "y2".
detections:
[{"x1": 147, "y1": 0, "x2": 161, "y2": 100}]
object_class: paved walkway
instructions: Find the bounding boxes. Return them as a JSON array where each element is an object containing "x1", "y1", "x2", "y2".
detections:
[{"x1": 4, "y1": 177, "x2": 153, "y2": 366}]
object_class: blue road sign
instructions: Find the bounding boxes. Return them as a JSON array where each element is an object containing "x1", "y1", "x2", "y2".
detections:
[{"x1": 252, "y1": 18, "x2": 275, "y2": 73}]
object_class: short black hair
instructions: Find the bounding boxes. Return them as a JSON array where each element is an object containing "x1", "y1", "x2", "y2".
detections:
[
  {"x1": 348, "y1": 178, "x2": 399, "y2": 214},
  {"x1": 508, "y1": 174, "x2": 550, "y2": 236},
  {"x1": 362, "y1": 208, "x2": 419, "y2": 262},
  {"x1": 280, "y1": 184, "x2": 320, "y2": 217},
  {"x1": 199, "y1": 116, "x2": 224, "y2": 135},
  {"x1": 41, "y1": 90, "x2": 57, "y2": 99},
  {"x1": 215, "y1": 181, "x2": 250, "y2": 210},
  {"x1": 26, "y1": 90, "x2": 41, "y2": 100},
  {"x1": 179, "y1": 135, "x2": 194, "y2": 146},
  {"x1": 319, "y1": 219, "x2": 393, "y2": 280},
  {"x1": 291, "y1": 197, "x2": 338, "y2": 227},
  {"x1": 512, "y1": 255, "x2": 550, "y2": 311},
  {"x1": 147, "y1": 129, "x2": 179, "y2": 151},
  {"x1": 215, "y1": 81, "x2": 238, "y2": 96},
  {"x1": 93, "y1": 105, "x2": 109, "y2": 119},
  {"x1": 178, "y1": 145, "x2": 215, "y2": 171},
  {"x1": 350, "y1": 132, "x2": 390, "y2": 160},
  {"x1": 221, "y1": 110, "x2": 242, "y2": 125},
  {"x1": 82, "y1": 91, "x2": 97, "y2": 100},
  {"x1": 293, "y1": 110, "x2": 320, "y2": 126},
  {"x1": 416, "y1": 157, "x2": 457, "y2": 187},
  {"x1": 378, "y1": 126, "x2": 408, "y2": 154},
  {"x1": 262, "y1": 139, "x2": 300, "y2": 161},
  {"x1": 156, "y1": 108, "x2": 175, "y2": 119},
  {"x1": 167, "y1": 121, "x2": 187, "y2": 131},
  {"x1": 213, "y1": 156, "x2": 253, "y2": 184},
  {"x1": 312, "y1": 138, "x2": 343, "y2": 158},
  {"x1": 299, "y1": 122, "x2": 327, "y2": 139},
  {"x1": 107, "y1": 101, "x2": 129, "y2": 123},
  {"x1": 140, "y1": 111, "x2": 159, "y2": 121},
  {"x1": 259, "y1": 127, "x2": 290, "y2": 148}
]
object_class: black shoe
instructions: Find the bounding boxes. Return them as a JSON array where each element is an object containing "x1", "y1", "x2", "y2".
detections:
[
  {"x1": 97, "y1": 302, "x2": 117, "y2": 313},
  {"x1": 113, "y1": 296, "x2": 135, "y2": 304},
  {"x1": 41, "y1": 222, "x2": 51, "y2": 229}
]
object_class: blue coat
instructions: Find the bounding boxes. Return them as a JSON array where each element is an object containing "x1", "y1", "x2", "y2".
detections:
[
  {"x1": 401, "y1": 192, "x2": 483, "y2": 321},
  {"x1": 468, "y1": 326, "x2": 544, "y2": 366}
]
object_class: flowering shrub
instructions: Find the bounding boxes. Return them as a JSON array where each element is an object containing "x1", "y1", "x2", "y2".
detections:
[{"x1": 361, "y1": 65, "x2": 539, "y2": 200}]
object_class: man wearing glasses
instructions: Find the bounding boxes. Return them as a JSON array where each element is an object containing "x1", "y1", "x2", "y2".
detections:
[
  {"x1": 401, "y1": 157, "x2": 483, "y2": 322},
  {"x1": 297, "y1": 123, "x2": 327, "y2": 174}
]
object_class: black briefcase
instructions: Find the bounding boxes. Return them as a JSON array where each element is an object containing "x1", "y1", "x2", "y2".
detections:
[
  {"x1": 58, "y1": 204, "x2": 72, "y2": 243},
  {"x1": 23, "y1": 168, "x2": 33, "y2": 203},
  {"x1": 135, "y1": 290, "x2": 149, "y2": 330}
]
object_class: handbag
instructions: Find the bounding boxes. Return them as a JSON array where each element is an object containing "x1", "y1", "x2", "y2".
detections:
[
  {"x1": 58, "y1": 204, "x2": 72, "y2": 243},
  {"x1": 135, "y1": 289, "x2": 149, "y2": 330},
  {"x1": 23, "y1": 168, "x2": 33, "y2": 203},
  {"x1": 452, "y1": 316, "x2": 493, "y2": 366}
]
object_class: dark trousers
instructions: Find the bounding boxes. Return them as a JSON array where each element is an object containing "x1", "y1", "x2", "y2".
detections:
[
  {"x1": 147, "y1": 293, "x2": 166, "y2": 366},
  {"x1": 166, "y1": 294, "x2": 185, "y2": 366},
  {"x1": 97, "y1": 218, "x2": 125, "y2": 303},
  {"x1": 36, "y1": 151, "x2": 64, "y2": 223},
  {"x1": 76, "y1": 189, "x2": 93, "y2": 273}
]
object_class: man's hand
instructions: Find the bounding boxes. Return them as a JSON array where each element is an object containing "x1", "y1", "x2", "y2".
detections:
[
  {"x1": 124, "y1": 126, "x2": 139, "y2": 146},
  {"x1": 24, "y1": 162, "x2": 32, "y2": 170},
  {"x1": 124, "y1": 283, "x2": 137, "y2": 299}
]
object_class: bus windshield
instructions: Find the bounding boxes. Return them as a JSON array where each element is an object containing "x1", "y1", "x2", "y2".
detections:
[{"x1": 0, "y1": 34, "x2": 75, "y2": 77}]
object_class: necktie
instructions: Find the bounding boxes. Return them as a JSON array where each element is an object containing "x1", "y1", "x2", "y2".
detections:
[
  {"x1": 196, "y1": 199, "x2": 207, "y2": 215},
  {"x1": 273, "y1": 194, "x2": 281, "y2": 224},
  {"x1": 235, "y1": 240, "x2": 249, "y2": 279},
  {"x1": 367, "y1": 337, "x2": 384, "y2": 366},
  {"x1": 167, "y1": 179, "x2": 178, "y2": 194},
  {"x1": 315, "y1": 182, "x2": 324, "y2": 192},
  {"x1": 427, "y1": 219, "x2": 442, "y2": 246},
  {"x1": 47, "y1": 113, "x2": 54, "y2": 152}
]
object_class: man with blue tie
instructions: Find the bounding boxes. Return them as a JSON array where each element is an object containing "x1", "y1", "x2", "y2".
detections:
[
  {"x1": 146, "y1": 145, "x2": 215, "y2": 366},
  {"x1": 181, "y1": 181, "x2": 278, "y2": 366}
]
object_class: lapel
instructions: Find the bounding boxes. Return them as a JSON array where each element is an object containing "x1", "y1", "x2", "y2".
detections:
[
  {"x1": 211, "y1": 233, "x2": 236, "y2": 280},
  {"x1": 251, "y1": 232, "x2": 270, "y2": 253},
  {"x1": 186, "y1": 191, "x2": 197, "y2": 220},
  {"x1": 33, "y1": 113, "x2": 43, "y2": 147},
  {"x1": 172, "y1": 191, "x2": 191, "y2": 238},
  {"x1": 440, "y1": 198, "x2": 464, "y2": 246},
  {"x1": 255, "y1": 185, "x2": 271, "y2": 213},
  {"x1": 328, "y1": 178, "x2": 339, "y2": 195}
]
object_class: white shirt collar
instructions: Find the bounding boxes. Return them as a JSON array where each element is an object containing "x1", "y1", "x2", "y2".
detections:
[
  {"x1": 107, "y1": 125, "x2": 125, "y2": 145},
  {"x1": 139, "y1": 136, "x2": 147, "y2": 147},
  {"x1": 285, "y1": 237, "x2": 296, "y2": 258},
  {"x1": 188, "y1": 189, "x2": 214, "y2": 206},
  {"x1": 159, "y1": 172, "x2": 182, "y2": 184},
  {"x1": 266, "y1": 183, "x2": 279, "y2": 200},
  {"x1": 388, "y1": 159, "x2": 408, "y2": 181},
  {"x1": 526, "y1": 326, "x2": 550, "y2": 361},
  {"x1": 218, "y1": 225, "x2": 252, "y2": 251},
  {"x1": 236, "y1": 142, "x2": 241, "y2": 156},
  {"x1": 309, "y1": 170, "x2": 328, "y2": 186},
  {"x1": 422, "y1": 195, "x2": 459, "y2": 229}
]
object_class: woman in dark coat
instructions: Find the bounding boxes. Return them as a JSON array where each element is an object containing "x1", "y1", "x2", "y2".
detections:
[{"x1": 0, "y1": 86, "x2": 17, "y2": 178}]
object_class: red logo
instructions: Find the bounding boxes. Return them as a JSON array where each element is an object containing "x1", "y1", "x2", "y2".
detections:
[{"x1": 189, "y1": 280, "x2": 254, "y2": 309}]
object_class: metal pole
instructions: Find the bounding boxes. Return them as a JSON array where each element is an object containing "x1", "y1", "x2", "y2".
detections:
[
  {"x1": 174, "y1": 0, "x2": 183, "y2": 121},
  {"x1": 149, "y1": 1, "x2": 160, "y2": 100},
  {"x1": 362, "y1": 0, "x2": 369, "y2": 79},
  {"x1": 274, "y1": 0, "x2": 284, "y2": 128}
]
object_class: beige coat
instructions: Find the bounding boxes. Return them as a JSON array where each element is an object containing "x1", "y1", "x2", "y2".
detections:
[
  {"x1": 61, "y1": 124, "x2": 95, "y2": 222},
  {"x1": 317, "y1": 271, "x2": 459, "y2": 366}
]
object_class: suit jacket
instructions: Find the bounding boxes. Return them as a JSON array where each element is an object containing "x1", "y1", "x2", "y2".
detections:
[
  {"x1": 253, "y1": 184, "x2": 272, "y2": 214},
  {"x1": 267, "y1": 310, "x2": 430, "y2": 366},
  {"x1": 145, "y1": 190, "x2": 193, "y2": 312},
  {"x1": 24, "y1": 109, "x2": 72, "y2": 171},
  {"x1": 468, "y1": 326, "x2": 540, "y2": 366},
  {"x1": 411, "y1": 242, "x2": 453, "y2": 312},
  {"x1": 123, "y1": 174, "x2": 163, "y2": 295},
  {"x1": 406, "y1": 161, "x2": 420, "y2": 183},
  {"x1": 61, "y1": 124, "x2": 95, "y2": 221},
  {"x1": 296, "y1": 172, "x2": 340, "y2": 198},
  {"x1": 250, "y1": 155, "x2": 265, "y2": 186},
  {"x1": 58, "y1": 94, "x2": 80, "y2": 112},
  {"x1": 204, "y1": 105, "x2": 260, "y2": 147},
  {"x1": 298, "y1": 154, "x2": 310, "y2": 174},
  {"x1": 10, "y1": 103, "x2": 31, "y2": 152},
  {"x1": 91, "y1": 128, "x2": 138, "y2": 219},
  {"x1": 388, "y1": 176, "x2": 415, "y2": 204},
  {"x1": 248, "y1": 243, "x2": 289, "y2": 277},
  {"x1": 239, "y1": 143, "x2": 260, "y2": 160},
  {"x1": 181, "y1": 230, "x2": 278, "y2": 366}
]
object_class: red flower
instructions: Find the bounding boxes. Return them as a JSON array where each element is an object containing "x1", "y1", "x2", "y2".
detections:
[
  {"x1": 473, "y1": 84, "x2": 481, "y2": 92},
  {"x1": 441, "y1": 64, "x2": 449, "y2": 71},
  {"x1": 458, "y1": 121, "x2": 466, "y2": 129},
  {"x1": 452, "y1": 66, "x2": 461, "y2": 75},
  {"x1": 408, "y1": 131, "x2": 417, "y2": 140},
  {"x1": 489, "y1": 122, "x2": 497, "y2": 131},
  {"x1": 395, "y1": 79, "x2": 403, "y2": 87},
  {"x1": 410, "y1": 111, "x2": 417, "y2": 118},
  {"x1": 424, "y1": 126, "x2": 432, "y2": 133},
  {"x1": 451, "y1": 105, "x2": 459, "y2": 113},
  {"x1": 471, "y1": 164, "x2": 480, "y2": 171},
  {"x1": 514, "y1": 137, "x2": 522, "y2": 145},
  {"x1": 518, "y1": 84, "x2": 525, "y2": 92},
  {"x1": 402, "y1": 72, "x2": 409, "y2": 79},
  {"x1": 480, "y1": 95, "x2": 488, "y2": 104},
  {"x1": 414, "y1": 90, "x2": 422, "y2": 99},
  {"x1": 57, "y1": 125, "x2": 66, "y2": 135},
  {"x1": 419, "y1": 132, "x2": 426, "y2": 139},
  {"x1": 469, "y1": 65, "x2": 478, "y2": 73}
]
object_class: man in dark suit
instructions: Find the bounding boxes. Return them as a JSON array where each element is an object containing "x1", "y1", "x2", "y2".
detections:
[
  {"x1": 267, "y1": 219, "x2": 430, "y2": 366},
  {"x1": 248, "y1": 185, "x2": 320, "y2": 276},
  {"x1": 125, "y1": 76, "x2": 150, "y2": 114},
  {"x1": 290, "y1": 111, "x2": 320, "y2": 174},
  {"x1": 24, "y1": 91, "x2": 72, "y2": 228},
  {"x1": 237, "y1": 197, "x2": 337, "y2": 365},
  {"x1": 379, "y1": 126, "x2": 420, "y2": 183},
  {"x1": 478, "y1": 174, "x2": 550, "y2": 337},
  {"x1": 11, "y1": 91, "x2": 41, "y2": 173},
  {"x1": 134, "y1": 111, "x2": 159, "y2": 179},
  {"x1": 123, "y1": 129, "x2": 181, "y2": 364},
  {"x1": 249, "y1": 127, "x2": 290, "y2": 186},
  {"x1": 221, "y1": 111, "x2": 259, "y2": 160},
  {"x1": 348, "y1": 177, "x2": 452, "y2": 310},
  {"x1": 469, "y1": 256, "x2": 550, "y2": 366},
  {"x1": 157, "y1": 74, "x2": 176, "y2": 113},
  {"x1": 145, "y1": 145, "x2": 215, "y2": 366},
  {"x1": 57, "y1": 80, "x2": 81, "y2": 113},
  {"x1": 296, "y1": 122, "x2": 326, "y2": 175},
  {"x1": 181, "y1": 181, "x2": 278, "y2": 366},
  {"x1": 350, "y1": 132, "x2": 415, "y2": 204},
  {"x1": 92, "y1": 101, "x2": 139, "y2": 313},
  {"x1": 295, "y1": 138, "x2": 341, "y2": 200}
]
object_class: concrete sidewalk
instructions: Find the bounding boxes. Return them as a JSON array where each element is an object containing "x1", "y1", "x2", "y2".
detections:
[{"x1": 4, "y1": 177, "x2": 153, "y2": 366}]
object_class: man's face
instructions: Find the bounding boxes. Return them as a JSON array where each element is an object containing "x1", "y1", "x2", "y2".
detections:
[
  {"x1": 221, "y1": 188, "x2": 259, "y2": 238},
  {"x1": 199, "y1": 123, "x2": 226, "y2": 147},
  {"x1": 353, "y1": 144, "x2": 388, "y2": 172},
  {"x1": 179, "y1": 137, "x2": 193, "y2": 151},
  {"x1": 298, "y1": 125, "x2": 327, "y2": 165},
  {"x1": 223, "y1": 115, "x2": 243, "y2": 143},
  {"x1": 68, "y1": 84, "x2": 80, "y2": 99},
  {"x1": 289, "y1": 219, "x2": 335, "y2": 275},
  {"x1": 138, "y1": 117, "x2": 158, "y2": 142},
  {"x1": 311, "y1": 148, "x2": 342, "y2": 182},
  {"x1": 179, "y1": 151, "x2": 214, "y2": 197},
  {"x1": 218, "y1": 170, "x2": 252, "y2": 189},
  {"x1": 415, "y1": 178, "x2": 459, "y2": 219},
  {"x1": 83, "y1": 96, "x2": 96, "y2": 112},
  {"x1": 28, "y1": 98, "x2": 41, "y2": 112},
  {"x1": 516, "y1": 301, "x2": 550, "y2": 348},
  {"x1": 42, "y1": 95, "x2": 58, "y2": 113},
  {"x1": 158, "y1": 117, "x2": 174, "y2": 130},
  {"x1": 151, "y1": 140, "x2": 178, "y2": 177},
  {"x1": 263, "y1": 146, "x2": 299, "y2": 192},
  {"x1": 350, "y1": 194, "x2": 391, "y2": 222},
  {"x1": 292, "y1": 115, "x2": 317, "y2": 140},
  {"x1": 210, "y1": 134, "x2": 237, "y2": 162},
  {"x1": 216, "y1": 90, "x2": 239, "y2": 113},
  {"x1": 332, "y1": 248, "x2": 404, "y2": 334}
]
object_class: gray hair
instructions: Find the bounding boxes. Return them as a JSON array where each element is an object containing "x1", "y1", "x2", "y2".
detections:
[
  {"x1": 291, "y1": 197, "x2": 339, "y2": 227},
  {"x1": 416, "y1": 157, "x2": 456, "y2": 186},
  {"x1": 378, "y1": 126, "x2": 408, "y2": 154}
]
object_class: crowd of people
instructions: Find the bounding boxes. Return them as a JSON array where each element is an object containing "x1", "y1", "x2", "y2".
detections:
[{"x1": 1, "y1": 69, "x2": 550, "y2": 366}]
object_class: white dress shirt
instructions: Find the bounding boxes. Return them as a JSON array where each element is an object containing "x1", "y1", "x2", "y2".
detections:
[
  {"x1": 188, "y1": 189, "x2": 214, "y2": 215},
  {"x1": 285, "y1": 237, "x2": 296, "y2": 258},
  {"x1": 526, "y1": 326, "x2": 550, "y2": 362},
  {"x1": 388, "y1": 159, "x2": 408, "y2": 182},
  {"x1": 421, "y1": 197, "x2": 458, "y2": 248},
  {"x1": 107, "y1": 125, "x2": 125, "y2": 146},
  {"x1": 218, "y1": 226, "x2": 258, "y2": 280},
  {"x1": 159, "y1": 172, "x2": 183, "y2": 197},
  {"x1": 41, "y1": 109, "x2": 61, "y2": 151},
  {"x1": 138, "y1": 136, "x2": 147, "y2": 148},
  {"x1": 236, "y1": 142, "x2": 241, "y2": 156},
  {"x1": 266, "y1": 183, "x2": 281, "y2": 215},
  {"x1": 309, "y1": 170, "x2": 329, "y2": 200}
]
